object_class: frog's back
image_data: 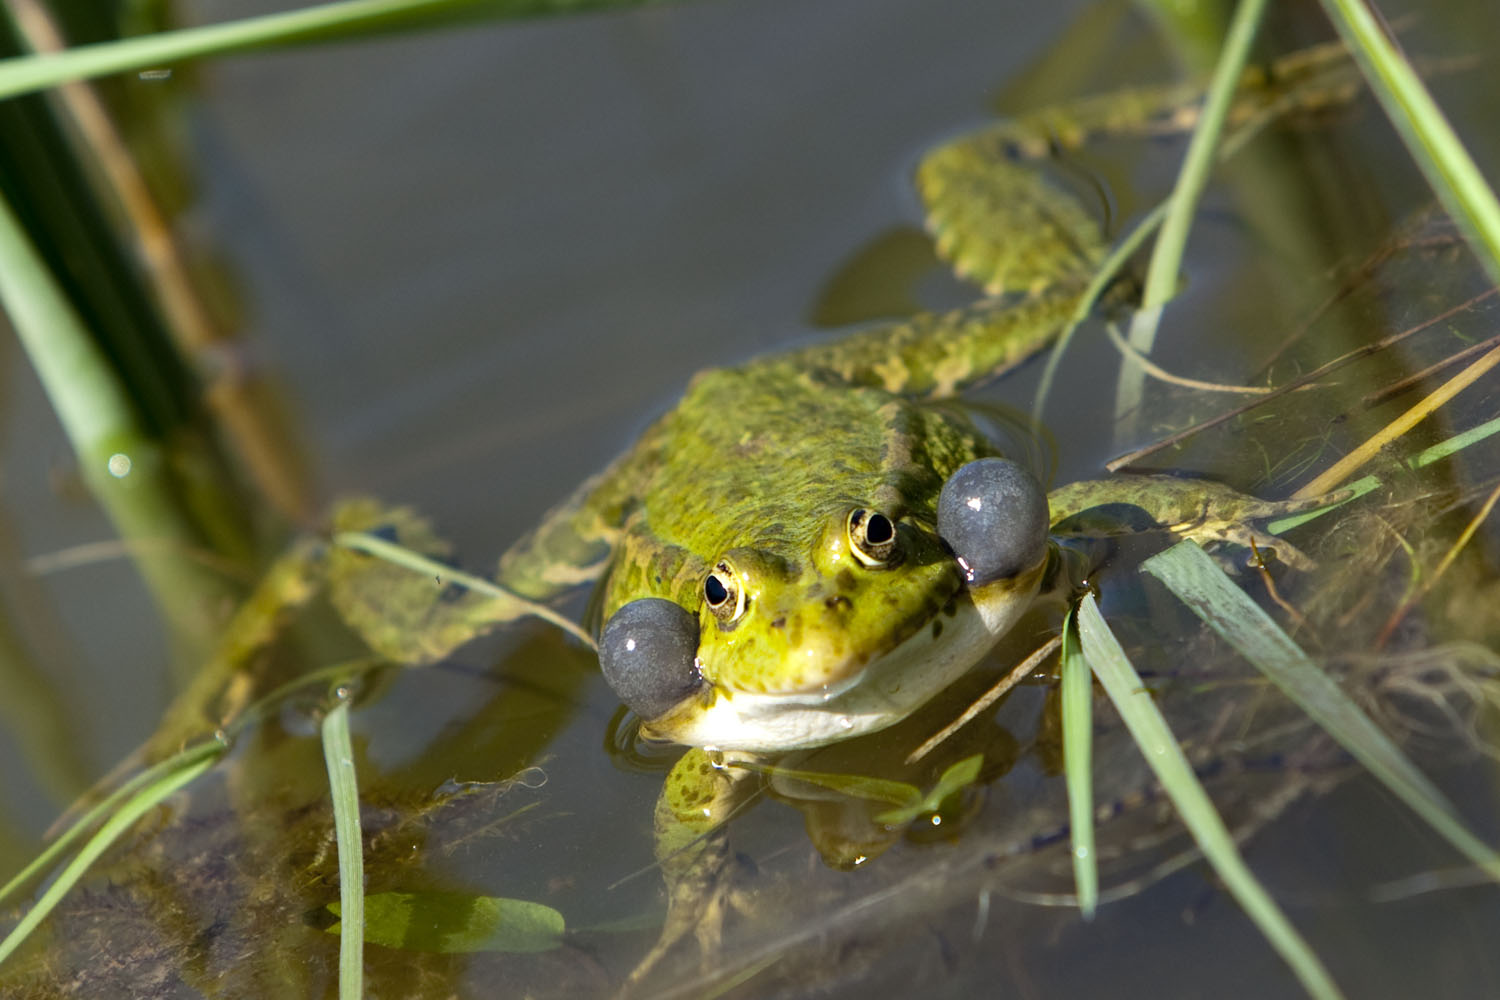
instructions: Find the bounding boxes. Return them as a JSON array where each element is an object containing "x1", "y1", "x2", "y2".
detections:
[{"x1": 631, "y1": 360, "x2": 997, "y2": 574}]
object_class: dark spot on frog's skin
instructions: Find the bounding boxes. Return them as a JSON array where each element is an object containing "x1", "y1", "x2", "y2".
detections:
[
  {"x1": 654, "y1": 575, "x2": 662, "y2": 585},
  {"x1": 836, "y1": 570, "x2": 857, "y2": 591},
  {"x1": 931, "y1": 619, "x2": 943, "y2": 640},
  {"x1": 943, "y1": 597, "x2": 958, "y2": 617},
  {"x1": 825, "y1": 595, "x2": 852, "y2": 612},
  {"x1": 770, "y1": 616, "x2": 786, "y2": 629}
]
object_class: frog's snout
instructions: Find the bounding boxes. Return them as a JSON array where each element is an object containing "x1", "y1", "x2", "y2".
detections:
[
  {"x1": 599, "y1": 598, "x2": 704, "y2": 721},
  {"x1": 937, "y1": 459, "x2": 1049, "y2": 585}
]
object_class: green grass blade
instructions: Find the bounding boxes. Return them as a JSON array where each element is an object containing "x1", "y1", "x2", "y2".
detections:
[
  {"x1": 873, "y1": 755, "x2": 983, "y2": 826},
  {"x1": 0, "y1": 179, "x2": 236, "y2": 663},
  {"x1": 1075, "y1": 594, "x2": 1343, "y2": 1000},
  {"x1": 1059, "y1": 604, "x2": 1097, "y2": 919},
  {"x1": 0, "y1": 178, "x2": 144, "y2": 467},
  {"x1": 0, "y1": 746, "x2": 218, "y2": 967},
  {"x1": 1318, "y1": 0, "x2": 1500, "y2": 288},
  {"x1": 1267, "y1": 412, "x2": 1500, "y2": 534},
  {"x1": 1032, "y1": 200, "x2": 1168, "y2": 427},
  {"x1": 1114, "y1": 0, "x2": 1269, "y2": 429},
  {"x1": 0, "y1": 740, "x2": 224, "y2": 910},
  {"x1": 331, "y1": 891, "x2": 564, "y2": 953},
  {"x1": 1141, "y1": 540, "x2": 1500, "y2": 882},
  {"x1": 321, "y1": 689, "x2": 365, "y2": 1000},
  {"x1": 0, "y1": 0, "x2": 671, "y2": 102},
  {"x1": 333, "y1": 529, "x2": 595, "y2": 648}
]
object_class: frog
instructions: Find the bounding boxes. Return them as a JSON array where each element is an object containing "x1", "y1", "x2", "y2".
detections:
[
  {"x1": 114, "y1": 41, "x2": 1355, "y2": 989},
  {"x1": 475, "y1": 46, "x2": 1360, "y2": 985}
]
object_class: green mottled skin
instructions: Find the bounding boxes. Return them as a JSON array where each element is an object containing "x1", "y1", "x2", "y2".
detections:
[
  {"x1": 498, "y1": 288, "x2": 1085, "y2": 707},
  {"x1": 497, "y1": 285, "x2": 1088, "y2": 684},
  {"x1": 606, "y1": 365, "x2": 976, "y2": 695}
]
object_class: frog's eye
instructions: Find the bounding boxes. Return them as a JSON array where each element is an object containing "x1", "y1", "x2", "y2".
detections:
[
  {"x1": 599, "y1": 598, "x2": 704, "y2": 720},
  {"x1": 937, "y1": 458, "x2": 1049, "y2": 585},
  {"x1": 704, "y1": 561, "x2": 747, "y2": 623},
  {"x1": 847, "y1": 509, "x2": 898, "y2": 567}
]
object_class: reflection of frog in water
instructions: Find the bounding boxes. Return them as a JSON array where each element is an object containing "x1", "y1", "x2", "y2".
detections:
[{"x1": 475, "y1": 49, "x2": 1354, "y2": 983}]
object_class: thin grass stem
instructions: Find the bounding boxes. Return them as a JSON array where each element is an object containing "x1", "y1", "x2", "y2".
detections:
[
  {"x1": 1059, "y1": 609, "x2": 1097, "y2": 919},
  {"x1": 1292, "y1": 343, "x2": 1500, "y2": 499},
  {"x1": 1318, "y1": 0, "x2": 1500, "y2": 288},
  {"x1": 1113, "y1": 0, "x2": 1269, "y2": 430},
  {"x1": 322, "y1": 689, "x2": 364, "y2": 1000},
  {"x1": 0, "y1": 746, "x2": 218, "y2": 966}
]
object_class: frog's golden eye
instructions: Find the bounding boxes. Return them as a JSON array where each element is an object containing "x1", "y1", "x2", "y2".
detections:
[
  {"x1": 847, "y1": 509, "x2": 898, "y2": 567},
  {"x1": 704, "y1": 561, "x2": 746, "y2": 623}
]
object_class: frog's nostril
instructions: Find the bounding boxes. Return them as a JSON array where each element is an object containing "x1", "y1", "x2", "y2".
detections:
[
  {"x1": 599, "y1": 598, "x2": 703, "y2": 721},
  {"x1": 937, "y1": 458, "x2": 1049, "y2": 585}
]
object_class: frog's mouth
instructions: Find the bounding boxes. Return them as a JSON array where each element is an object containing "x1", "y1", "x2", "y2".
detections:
[{"x1": 649, "y1": 561, "x2": 1046, "y2": 754}]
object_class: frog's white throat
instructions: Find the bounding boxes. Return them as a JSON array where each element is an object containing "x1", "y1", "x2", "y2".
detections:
[{"x1": 652, "y1": 563, "x2": 1046, "y2": 754}]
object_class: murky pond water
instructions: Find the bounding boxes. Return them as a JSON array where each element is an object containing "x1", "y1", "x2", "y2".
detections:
[{"x1": 3, "y1": 0, "x2": 1500, "y2": 996}]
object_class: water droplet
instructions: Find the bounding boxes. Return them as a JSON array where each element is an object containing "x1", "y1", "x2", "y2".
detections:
[{"x1": 107, "y1": 453, "x2": 131, "y2": 478}]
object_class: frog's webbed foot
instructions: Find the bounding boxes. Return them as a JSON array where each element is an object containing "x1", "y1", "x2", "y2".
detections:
[
  {"x1": 916, "y1": 125, "x2": 1105, "y2": 296},
  {"x1": 624, "y1": 748, "x2": 759, "y2": 992},
  {"x1": 622, "y1": 824, "x2": 737, "y2": 992},
  {"x1": 1048, "y1": 477, "x2": 1352, "y2": 572}
]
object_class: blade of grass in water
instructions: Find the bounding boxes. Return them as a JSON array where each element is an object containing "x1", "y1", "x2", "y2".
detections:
[
  {"x1": 322, "y1": 688, "x2": 364, "y2": 1000},
  {"x1": 1113, "y1": 0, "x2": 1268, "y2": 432},
  {"x1": 1318, "y1": 0, "x2": 1500, "y2": 289},
  {"x1": 0, "y1": 745, "x2": 219, "y2": 966},
  {"x1": 1059, "y1": 605, "x2": 1097, "y2": 919},
  {"x1": 333, "y1": 530, "x2": 595, "y2": 648},
  {"x1": 0, "y1": 185, "x2": 234, "y2": 663},
  {"x1": 1142, "y1": 540, "x2": 1500, "y2": 883},
  {"x1": 1292, "y1": 344, "x2": 1500, "y2": 499},
  {"x1": 1075, "y1": 594, "x2": 1343, "y2": 1000},
  {"x1": 1268, "y1": 412, "x2": 1500, "y2": 534},
  {"x1": 0, "y1": 0, "x2": 673, "y2": 102},
  {"x1": 0, "y1": 739, "x2": 225, "y2": 911}
]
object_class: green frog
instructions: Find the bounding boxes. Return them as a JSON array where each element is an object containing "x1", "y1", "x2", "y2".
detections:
[
  {"x1": 134, "y1": 42, "x2": 1352, "y2": 987},
  {"x1": 476, "y1": 48, "x2": 1355, "y2": 983}
]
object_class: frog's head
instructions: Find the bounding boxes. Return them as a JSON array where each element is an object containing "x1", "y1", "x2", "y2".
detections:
[{"x1": 600, "y1": 459, "x2": 1051, "y2": 753}]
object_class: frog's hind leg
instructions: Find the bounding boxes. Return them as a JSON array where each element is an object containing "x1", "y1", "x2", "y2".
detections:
[
  {"x1": 777, "y1": 121, "x2": 1108, "y2": 400},
  {"x1": 779, "y1": 286, "x2": 1087, "y2": 401}
]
